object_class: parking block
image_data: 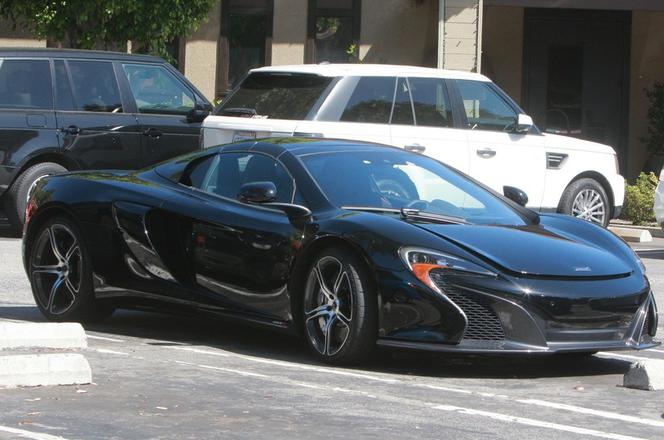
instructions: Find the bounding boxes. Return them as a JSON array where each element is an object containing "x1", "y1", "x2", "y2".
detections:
[
  {"x1": 0, "y1": 322, "x2": 87, "y2": 349},
  {"x1": 623, "y1": 359, "x2": 664, "y2": 391},
  {"x1": 0, "y1": 353, "x2": 91, "y2": 388}
]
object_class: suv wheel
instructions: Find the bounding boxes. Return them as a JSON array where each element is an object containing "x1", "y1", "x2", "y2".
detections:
[
  {"x1": 559, "y1": 178, "x2": 610, "y2": 227},
  {"x1": 4, "y1": 162, "x2": 67, "y2": 231}
]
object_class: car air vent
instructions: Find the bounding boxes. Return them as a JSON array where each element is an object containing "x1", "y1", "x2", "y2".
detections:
[{"x1": 546, "y1": 152, "x2": 568, "y2": 169}]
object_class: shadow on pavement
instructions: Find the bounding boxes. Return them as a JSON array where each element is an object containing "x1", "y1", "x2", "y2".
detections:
[{"x1": 0, "y1": 304, "x2": 633, "y2": 381}]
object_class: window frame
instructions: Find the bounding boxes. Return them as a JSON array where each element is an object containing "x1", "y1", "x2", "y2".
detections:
[
  {"x1": 306, "y1": 0, "x2": 361, "y2": 63},
  {"x1": 0, "y1": 57, "x2": 54, "y2": 111}
]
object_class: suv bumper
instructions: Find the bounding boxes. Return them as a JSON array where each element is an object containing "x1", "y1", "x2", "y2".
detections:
[{"x1": 609, "y1": 173, "x2": 625, "y2": 219}]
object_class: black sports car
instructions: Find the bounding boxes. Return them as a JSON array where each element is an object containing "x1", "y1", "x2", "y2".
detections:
[{"x1": 23, "y1": 138, "x2": 659, "y2": 364}]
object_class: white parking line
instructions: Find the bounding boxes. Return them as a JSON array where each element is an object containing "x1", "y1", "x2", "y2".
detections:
[
  {"x1": 87, "y1": 335, "x2": 125, "y2": 343},
  {"x1": 597, "y1": 352, "x2": 658, "y2": 362},
  {"x1": 90, "y1": 348, "x2": 130, "y2": 356},
  {"x1": 0, "y1": 425, "x2": 69, "y2": 440}
]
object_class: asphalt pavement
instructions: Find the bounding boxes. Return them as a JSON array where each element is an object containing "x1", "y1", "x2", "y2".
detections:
[{"x1": 0, "y1": 230, "x2": 663, "y2": 440}]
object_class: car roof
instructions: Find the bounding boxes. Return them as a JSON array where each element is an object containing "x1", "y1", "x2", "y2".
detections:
[
  {"x1": 0, "y1": 48, "x2": 163, "y2": 63},
  {"x1": 251, "y1": 63, "x2": 490, "y2": 81}
]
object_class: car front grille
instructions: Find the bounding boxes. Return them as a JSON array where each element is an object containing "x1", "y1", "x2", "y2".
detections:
[{"x1": 429, "y1": 272, "x2": 505, "y2": 341}]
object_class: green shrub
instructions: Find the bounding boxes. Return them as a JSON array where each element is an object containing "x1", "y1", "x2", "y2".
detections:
[{"x1": 621, "y1": 172, "x2": 658, "y2": 225}]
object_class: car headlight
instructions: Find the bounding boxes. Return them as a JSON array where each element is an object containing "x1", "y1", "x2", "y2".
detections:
[{"x1": 399, "y1": 247, "x2": 496, "y2": 292}]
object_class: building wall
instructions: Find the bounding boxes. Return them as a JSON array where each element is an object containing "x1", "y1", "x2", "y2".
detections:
[
  {"x1": 0, "y1": 19, "x2": 45, "y2": 47},
  {"x1": 627, "y1": 10, "x2": 664, "y2": 179},
  {"x1": 271, "y1": 0, "x2": 307, "y2": 65},
  {"x1": 359, "y1": 0, "x2": 438, "y2": 66},
  {"x1": 183, "y1": 1, "x2": 221, "y2": 100},
  {"x1": 440, "y1": 0, "x2": 482, "y2": 71},
  {"x1": 481, "y1": 6, "x2": 524, "y2": 103}
]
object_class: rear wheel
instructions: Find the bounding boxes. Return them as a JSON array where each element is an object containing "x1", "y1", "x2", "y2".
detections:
[
  {"x1": 4, "y1": 162, "x2": 67, "y2": 232},
  {"x1": 302, "y1": 247, "x2": 377, "y2": 365},
  {"x1": 559, "y1": 178, "x2": 610, "y2": 227},
  {"x1": 28, "y1": 216, "x2": 113, "y2": 322}
]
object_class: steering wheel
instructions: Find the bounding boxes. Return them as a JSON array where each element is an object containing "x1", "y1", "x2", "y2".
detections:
[
  {"x1": 376, "y1": 179, "x2": 412, "y2": 200},
  {"x1": 404, "y1": 199, "x2": 430, "y2": 211}
]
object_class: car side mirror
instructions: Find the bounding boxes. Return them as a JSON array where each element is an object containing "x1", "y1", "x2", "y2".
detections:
[
  {"x1": 503, "y1": 186, "x2": 528, "y2": 207},
  {"x1": 515, "y1": 114, "x2": 534, "y2": 134},
  {"x1": 187, "y1": 102, "x2": 212, "y2": 123},
  {"x1": 238, "y1": 181, "x2": 277, "y2": 204}
]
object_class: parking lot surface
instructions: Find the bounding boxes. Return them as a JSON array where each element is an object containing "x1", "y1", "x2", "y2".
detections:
[{"x1": 1, "y1": 233, "x2": 663, "y2": 440}]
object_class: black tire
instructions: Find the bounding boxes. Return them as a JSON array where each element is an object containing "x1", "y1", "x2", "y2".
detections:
[
  {"x1": 559, "y1": 178, "x2": 610, "y2": 227},
  {"x1": 4, "y1": 162, "x2": 67, "y2": 231},
  {"x1": 27, "y1": 215, "x2": 114, "y2": 323},
  {"x1": 302, "y1": 246, "x2": 377, "y2": 365}
]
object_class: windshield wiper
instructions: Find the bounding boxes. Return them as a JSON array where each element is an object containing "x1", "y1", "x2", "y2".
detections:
[
  {"x1": 341, "y1": 206, "x2": 468, "y2": 225},
  {"x1": 400, "y1": 208, "x2": 468, "y2": 225},
  {"x1": 219, "y1": 107, "x2": 258, "y2": 118}
]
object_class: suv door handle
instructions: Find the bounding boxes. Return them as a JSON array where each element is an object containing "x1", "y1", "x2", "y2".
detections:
[
  {"x1": 476, "y1": 148, "x2": 496, "y2": 158},
  {"x1": 60, "y1": 125, "x2": 81, "y2": 136},
  {"x1": 143, "y1": 128, "x2": 162, "y2": 139},
  {"x1": 404, "y1": 144, "x2": 426, "y2": 154}
]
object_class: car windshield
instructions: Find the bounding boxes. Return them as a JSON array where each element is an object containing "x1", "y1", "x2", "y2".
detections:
[{"x1": 300, "y1": 150, "x2": 528, "y2": 226}]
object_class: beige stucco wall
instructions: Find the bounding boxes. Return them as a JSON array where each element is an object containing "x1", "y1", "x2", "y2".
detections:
[
  {"x1": 627, "y1": 11, "x2": 664, "y2": 180},
  {"x1": 272, "y1": 0, "x2": 307, "y2": 65},
  {"x1": 440, "y1": 0, "x2": 482, "y2": 71},
  {"x1": 481, "y1": 6, "x2": 524, "y2": 103},
  {"x1": 359, "y1": 0, "x2": 438, "y2": 66},
  {"x1": 184, "y1": 1, "x2": 221, "y2": 100},
  {"x1": 0, "y1": 19, "x2": 45, "y2": 47}
]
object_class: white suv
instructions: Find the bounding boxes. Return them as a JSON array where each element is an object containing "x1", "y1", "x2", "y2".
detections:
[{"x1": 202, "y1": 64, "x2": 624, "y2": 226}]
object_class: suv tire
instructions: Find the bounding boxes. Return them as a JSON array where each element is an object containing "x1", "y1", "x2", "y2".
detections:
[
  {"x1": 559, "y1": 178, "x2": 610, "y2": 227},
  {"x1": 4, "y1": 162, "x2": 67, "y2": 232}
]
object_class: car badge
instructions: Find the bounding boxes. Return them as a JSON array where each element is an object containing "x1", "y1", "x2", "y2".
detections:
[{"x1": 573, "y1": 266, "x2": 592, "y2": 272}]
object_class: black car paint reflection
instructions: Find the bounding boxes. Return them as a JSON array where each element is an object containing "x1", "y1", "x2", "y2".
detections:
[{"x1": 23, "y1": 138, "x2": 659, "y2": 354}]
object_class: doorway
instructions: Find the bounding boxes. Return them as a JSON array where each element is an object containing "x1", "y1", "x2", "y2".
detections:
[{"x1": 522, "y1": 8, "x2": 630, "y2": 170}]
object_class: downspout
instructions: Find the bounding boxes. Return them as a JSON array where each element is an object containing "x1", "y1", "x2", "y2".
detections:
[{"x1": 437, "y1": 0, "x2": 445, "y2": 69}]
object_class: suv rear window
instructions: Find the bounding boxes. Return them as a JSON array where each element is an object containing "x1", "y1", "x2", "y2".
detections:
[{"x1": 216, "y1": 72, "x2": 333, "y2": 120}]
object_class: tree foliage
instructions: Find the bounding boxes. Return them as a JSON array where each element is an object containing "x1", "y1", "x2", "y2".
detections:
[{"x1": 0, "y1": 0, "x2": 215, "y2": 59}]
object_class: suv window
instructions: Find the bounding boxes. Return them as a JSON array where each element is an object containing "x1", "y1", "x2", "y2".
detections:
[
  {"x1": 68, "y1": 61, "x2": 123, "y2": 113},
  {"x1": 123, "y1": 64, "x2": 196, "y2": 115},
  {"x1": 456, "y1": 79, "x2": 516, "y2": 131},
  {"x1": 184, "y1": 152, "x2": 295, "y2": 203},
  {"x1": 0, "y1": 59, "x2": 52, "y2": 110},
  {"x1": 340, "y1": 76, "x2": 396, "y2": 124},
  {"x1": 217, "y1": 72, "x2": 333, "y2": 120},
  {"x1": 409, "y1": 77, "x2": 453, "y2": 128}
]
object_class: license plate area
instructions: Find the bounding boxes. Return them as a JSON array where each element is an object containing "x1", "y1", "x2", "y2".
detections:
[{"x1": 233, "y1": 131, "x2": 256, "y2": 142}]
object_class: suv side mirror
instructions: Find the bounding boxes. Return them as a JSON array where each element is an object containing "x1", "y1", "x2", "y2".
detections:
[
  {"x1": 503, "y1": 186, "x2": 528, "y2": 207},
  {"x1": 187, "y1": 102, "x2": 213, "y2": 123},
  {"x1": 238, "y1": 181, "x2": 277, "y2": 204},
  {"x1": 515, "y1": 114, "x2": 534, "y2": 134}
]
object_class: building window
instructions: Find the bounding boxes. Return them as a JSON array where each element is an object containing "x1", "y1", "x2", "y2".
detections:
[
  {"x1": 218, "y1": 0, "x2": 274, "y2": 98},
  {"x1": 307, "y1": 0, "x2": 361, "y2": 63}
]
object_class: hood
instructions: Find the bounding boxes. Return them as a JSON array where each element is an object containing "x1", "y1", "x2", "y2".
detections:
[
  {"x1": 542, "y1": 133, "x2": 616, "y2": 155},
  {"x1": 416, "y1": 223, "x2": 632, "y2": 278}
]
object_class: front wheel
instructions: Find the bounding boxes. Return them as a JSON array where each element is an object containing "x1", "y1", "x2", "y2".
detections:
[
  {"x1": 559, "y1": 178, "x2": 610, "y2": 227},
  {"x1": 28, "y1": 216, "x2": 113, "y2": 322},
  {"x1": 302, "y1": 247, "x2": 377, "y2": 365}
]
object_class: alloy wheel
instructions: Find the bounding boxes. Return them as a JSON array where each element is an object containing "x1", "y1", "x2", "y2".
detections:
[
  {"x1": 31, "y1": 223, "x2": 82, "y2": 315},
  {"x1": 571, "y1": 188, "x2": 606, "y2": 225},
  {"x1": 304, "y1": 256, "x2": 354, "y2": 357}
]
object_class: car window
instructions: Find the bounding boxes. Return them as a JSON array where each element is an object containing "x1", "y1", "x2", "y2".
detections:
[
  {"x1": 184, "y1": 152, "x2": 295, "y2": 204},
  {"x1": 408, "y1": 77, "x2": 453, "y2": 127},
  {"x1": 456, "y1": 79, "x2": 516, "y2": 131},
  {"x1": 123, "y1": 64, "x2": 196, "y2": 115},
  {"x1": 54, "y1": 60, "x2": 75, "y2": 111},
  {"x1": 340, "y1": 76, "x2": 396, "y2": 124},
  {"x1": 390, "y1": 78, "x2": 414, "y2": 125},
  {"x1": 0, "y1": 59, "x2": 52, "y2": 110},
  {"x1": 67, "y1": 60, "x2": 123, "y2": 113},
  {"x1": 217, "y1": 72, "x2": 333, "y2": 120}
]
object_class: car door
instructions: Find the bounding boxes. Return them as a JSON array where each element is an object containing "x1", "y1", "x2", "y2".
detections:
[
  {"x1": 0, "y1": 58, "x2": 59, "y2": 187},
  {"x1": 160, "y1": 151, "x2": 301, "y2": 322},
  {"x1": 451, "y1": 79, "x2": 546, "y2": 209},
  {"x1": 119, "y1": 62, "x2": 208, "y2": 167},
  {"x1": 294, "y1": 76, "x2": 394, "y2": 145},
  {"x1": 55, "y1": 59, "x2": 142, "y2": 170},
  {"x1": 389, "y1": 76, "x2": 469, "y2": 173}
]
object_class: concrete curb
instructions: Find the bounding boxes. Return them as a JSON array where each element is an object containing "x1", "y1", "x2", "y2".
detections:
[
  {"x1": 0, "y1": 322, "x2": 87, "y2": 349},
  {"x1": 623, "y1": 359, "x2": 664, "y2": 391},
  {"x1": 0, "y1": 353, "x2": 91, "y2": 388},
  {"x1": 608, "y1": 226, "x2": 653, "y2": 243}
]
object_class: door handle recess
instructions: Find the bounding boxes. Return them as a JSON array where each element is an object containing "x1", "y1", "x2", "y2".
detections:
[
  {"x1": 61, "y1": 125, "x2": 81, "y2": 136},
  {"x1": 143, "y1": 128, "x2": 162, "y2": 138},
  {"x1": 404, "y1": 144, "x2": 426, "y2": 154},
  {"x1": 476, "y1": 148, "x2": 496, "y2": 158}
]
